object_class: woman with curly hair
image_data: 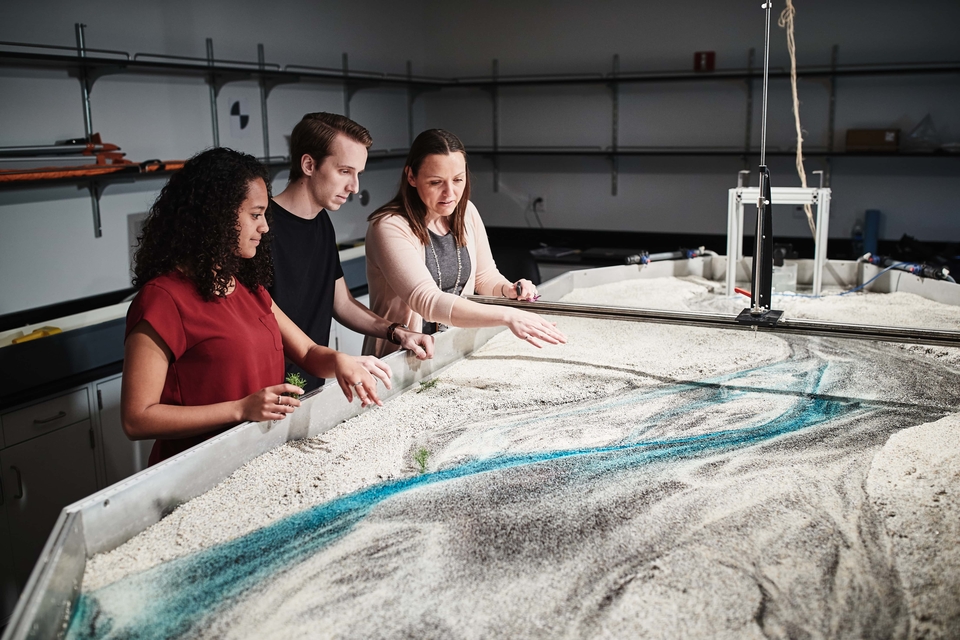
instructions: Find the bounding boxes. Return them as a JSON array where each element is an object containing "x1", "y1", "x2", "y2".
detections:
[
  {"x1": 363, "y1": 129, "x2": 566, "y2": 357},
  {"x1": 123, "y1": 147, "x2": 390, "y2": 465}
]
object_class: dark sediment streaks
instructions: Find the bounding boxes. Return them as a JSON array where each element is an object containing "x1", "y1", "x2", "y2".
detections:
[{"x1": 69, "y1": 280, "x2": 960, "y2": 639}]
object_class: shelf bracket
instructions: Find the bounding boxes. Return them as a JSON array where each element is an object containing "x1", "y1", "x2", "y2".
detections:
[
  {"x1": 491, "y1": 59, "x2": 500, "y2": 192},
  {"x1": 342, "y1": 53, "x2": 353, "y2": 118},
  {"x1": 206, "y1": 38, "x2": 220, "y2": 147},
  {"x1": 75, "y1": 23, "x2": 94, "y2": 140},
  {"x1": 87, "y1": 180, "x2": 102, "y2": 238},
  {"x1": 403, "y1": 62, "x2": 437, "y2": 144},
  {"x1": 407, "y1": 60, "x2": 415, "y2": 146},
  {"x1": 200, "y1": 39, "x2": 257, "y2": 146},
  {"x1": 610, "y1": 54, "x2": 620, "y2": 196},
  {"x1": 69, "y1": 23, "x2": 125, "y2": 97},
  {"x1": 827, "y1": 44, "x2": 838, "y2": 153},
  {"x1": 744, "y1": 47, "x2": 755, "y2": 162},
  {"x1": 259, "y1": 73, "x2": 299, "y2": 100},
  {"x1": 258, "y1": 44, "x2": 271, "y2": 159}
]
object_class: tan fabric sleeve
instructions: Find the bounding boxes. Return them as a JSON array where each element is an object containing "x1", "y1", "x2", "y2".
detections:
[
  {"x1": 466, "y1": 201, "x2": 509, "y2": 296},
  {"x1": 366, "y1": 214, "x2": 458, "y2": 324}
]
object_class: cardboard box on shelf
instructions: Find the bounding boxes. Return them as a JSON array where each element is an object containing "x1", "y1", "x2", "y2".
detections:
[{"x1": 846, "y1": 129, "x2": 900, "y2": 152}]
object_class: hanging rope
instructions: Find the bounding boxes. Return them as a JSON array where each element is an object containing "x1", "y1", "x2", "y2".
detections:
[{"x1": 779, "y1": 0, "x2": 817, "y2": 238}]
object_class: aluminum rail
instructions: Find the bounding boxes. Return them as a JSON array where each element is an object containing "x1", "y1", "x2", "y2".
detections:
[{"x1": 469, "y1": 297, "x2": 960, "y2": 348}]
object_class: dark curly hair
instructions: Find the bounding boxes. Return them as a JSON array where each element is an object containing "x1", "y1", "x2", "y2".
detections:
[{"x1": 133, "y1": 147, "x2": 273, "y2": 300}]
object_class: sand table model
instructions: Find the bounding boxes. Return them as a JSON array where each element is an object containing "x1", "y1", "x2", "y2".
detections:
[{"x1": 68, "y1": 278, "x2": 960, "y2": 639}]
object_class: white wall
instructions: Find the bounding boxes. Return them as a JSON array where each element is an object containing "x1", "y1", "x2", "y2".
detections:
[
  {"x1": 417, "y1": 0, "x2": 960, "y2": 240},
  {"x1": 0, "y1": 0, "x2": 427, "y2": 314},
  {"x1": 2, "y1": 0, "x2": 958, "y2": 315}
]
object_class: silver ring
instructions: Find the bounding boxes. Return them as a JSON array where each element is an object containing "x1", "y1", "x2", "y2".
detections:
[
  {"x1": 353, "y1": 381, "x2": 363, "y2": 387},
  {"x1": 277, "y1": 396, "x2": 284, "y2": 406}
]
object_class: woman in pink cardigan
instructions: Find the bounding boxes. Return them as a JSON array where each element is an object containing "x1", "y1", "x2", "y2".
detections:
[{"x1": 363, "y1": 129, "x2": 566, "y2": 357}]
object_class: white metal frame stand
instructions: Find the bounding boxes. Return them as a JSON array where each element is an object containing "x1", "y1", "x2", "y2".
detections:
[{"x1": 726, "y1": 184, "x2": 832, "y2": 296}]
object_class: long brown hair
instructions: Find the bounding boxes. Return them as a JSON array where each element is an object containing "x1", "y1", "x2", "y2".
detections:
[{"x1": 368, "y1": 129, "x2": 470, "y2": 247}]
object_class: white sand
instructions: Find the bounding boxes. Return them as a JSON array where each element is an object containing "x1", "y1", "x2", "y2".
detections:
[
  {"x1": 866, "y1": 413, "x2": 960, "y2": 637},
  {"x1": 84, "y1": 309, "x2": 791, "y2": 591},
  {"x1": 80, "y1": 276, "x2": 960, "y2": 638}
]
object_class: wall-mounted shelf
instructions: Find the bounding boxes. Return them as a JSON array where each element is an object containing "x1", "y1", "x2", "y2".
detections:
[
  {"x1": 0, "y1": 150, "x2": 414, "y2": 191},
  {"x1": 6, "y1": 145, "x2": 951, "y2": 192},
  {"x1": 446, "y1": 61, "x2": 960, "y2": 88},
  {"x1": 5, "y1": 42, "x2": 956, "y2": 89},
  {"x1": 1, "y1": 143, "x2": 955, "y2": 194},
  {"x1": 2, "y1": 25, "x2": 958, "y2": 235},
  {"x1": 0, "y1": 161, "x2": 182, "y2": 189},
  {"x1": 467, "y1": 146, "x2": 960, "y2": 158}
]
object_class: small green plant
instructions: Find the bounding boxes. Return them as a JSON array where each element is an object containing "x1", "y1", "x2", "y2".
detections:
[
  {"x1": 284, "y1": 372, "x2": 307, "y2": 399},
  {"x1": 417, "y1": 378, "x2": 439, "y2": 393},
  {"x1": 413, "y1": 447, "x2": 430, "y2": 474}
]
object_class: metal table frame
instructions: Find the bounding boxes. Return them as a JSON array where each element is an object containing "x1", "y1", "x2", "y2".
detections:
[{"x1": 726, "y1": 185, "x2": 832, "y2": 296}]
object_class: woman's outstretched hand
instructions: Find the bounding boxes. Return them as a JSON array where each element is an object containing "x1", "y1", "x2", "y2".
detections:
[
  {"x1": 336, "y1": 353, "x2": 388, "y2": 407},
  {"x1": 505, "y1": 308, "x2": 567, "y2": 348},
  {"x1": 239, "y1": 383, "x2": 305, "y2": 422}
]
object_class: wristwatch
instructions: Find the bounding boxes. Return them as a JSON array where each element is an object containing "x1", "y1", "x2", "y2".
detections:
[{"x1": 386, "y1": 322, "x2": 406, "y2": 345}]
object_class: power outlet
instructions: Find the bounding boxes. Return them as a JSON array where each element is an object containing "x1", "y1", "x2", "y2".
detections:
[{"x1": 526, "y1": 196, "x2": 546, "y2": 228}]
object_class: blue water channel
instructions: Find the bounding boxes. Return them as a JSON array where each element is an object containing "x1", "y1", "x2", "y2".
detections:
[{"x1": 65, "y1": 361, "x2": 874, "y2": 639}]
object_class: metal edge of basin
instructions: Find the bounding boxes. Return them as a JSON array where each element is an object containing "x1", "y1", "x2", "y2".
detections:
[
  {"x1": 2, "y1": 271, "x2": 582, "y2": 640},
  {"x1": 6, "y1": 260, "x2": 953, "y2": 638}
]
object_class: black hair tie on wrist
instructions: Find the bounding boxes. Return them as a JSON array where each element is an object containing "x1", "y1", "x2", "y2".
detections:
[{"x1": 386, "y1": 322, "x2": 406, "y2": 345}]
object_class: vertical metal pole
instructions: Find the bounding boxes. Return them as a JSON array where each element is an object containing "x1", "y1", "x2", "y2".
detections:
[
  {"x1": 611, "y1": 54, "x2": 619, "y2": 196},
  {"x1": 407, "y1": 60, "x2": 415, "y2": 146},
  {"x1": 827, "y1": 45, "x2": 838, "y2": 153},
  {"x1": 744, "y1": 47, "x2": 755, "y2": 156},
  {"x1": 75, "y1": 23, "x2": 93, "y2": 140},
  {"x1": 759, "y1": 11, "x2": 771, "y2": 170},
  {"x1": 342, "y1": 53, "x2": 350, "y2": 118},
  {"x1": 813, "y1": 189, "x2": 831, "y2": 296},
  {"x1": 752, "y1": 1, "x2": 774, "y2": 314},
  {"x1": 206, "y1": 38, "x2": 219, "y2": 148},
  {"x1": 492, "y1": 58, "x2": 500, "y2": 193},
  {"x1": 258, "y1": 44, "x2": 270, "y2": 159},
  {"x1": 726, "y1": 188, "x2": 741, "y2": 295}
]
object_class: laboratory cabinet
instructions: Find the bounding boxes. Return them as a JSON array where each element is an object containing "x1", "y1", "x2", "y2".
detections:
[
  {"x1": 0, "y1": 374, "x2": 149, "y2": 627},
  {"x1": 96, "y1": 374, "x2": 152, "y2": 487},
  {"x1": 1, "y1": 419, "x2": 99, "y2": 588}
]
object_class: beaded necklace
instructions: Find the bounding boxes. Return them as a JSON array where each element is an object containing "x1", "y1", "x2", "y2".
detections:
[{"x1": 428, "y1": 230, "x2": 463, "y2": 296}]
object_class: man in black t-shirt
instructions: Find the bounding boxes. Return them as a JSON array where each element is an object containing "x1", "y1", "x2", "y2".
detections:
[{"x1": 269, "y1": 113, "x2": 434, "y2": 392}]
